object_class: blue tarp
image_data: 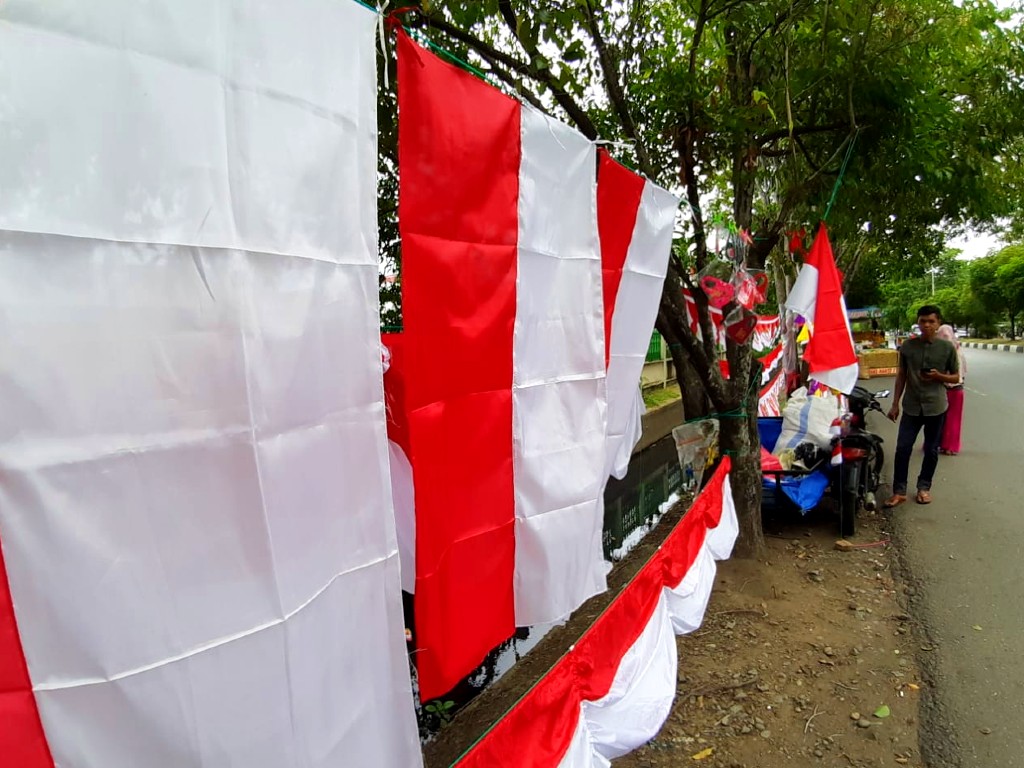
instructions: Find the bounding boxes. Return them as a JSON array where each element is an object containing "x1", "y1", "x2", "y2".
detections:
[{"x1": 758, "y1": 417, "x2": 831, "y2": 513}]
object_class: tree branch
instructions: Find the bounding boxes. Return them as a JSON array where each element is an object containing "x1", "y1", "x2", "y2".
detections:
[
  {"x1": 476, "y1": 60, "x2": 550, "y2": 113},
  {"x1": 756, "y1": 121, "x2": 849, "y2": 147},
  {"x1": 414, "y1": 11, "x2": 600, "y2": 140},
  {"x1": 661, "y1": 264, "x2": 730, "y2": 408},
  {"x1": 581, "y1": 0, "x2": 656, "y2": 178}
]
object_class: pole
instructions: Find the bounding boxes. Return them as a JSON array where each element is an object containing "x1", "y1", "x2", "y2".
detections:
[{"x1": 931, "y1": 267, "x2": 935, "y2": 296}]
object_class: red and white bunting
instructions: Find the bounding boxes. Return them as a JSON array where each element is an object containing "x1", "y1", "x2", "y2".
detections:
[{"x1": 454, "y1": 461, "x2": 738, "y2": 768}]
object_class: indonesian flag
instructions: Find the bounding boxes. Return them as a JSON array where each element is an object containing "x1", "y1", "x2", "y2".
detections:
[
  {"x1": 597, "y1": 153, "x2": 679, "y2": 479},
  {"x1": 785, "y1": 224, "x2": 859, "y2": 394},
  {"x1": 398, "y1": 33, "x2": 611, "y2": 700},
  {"x1": 0, "y1": 4, "x2": 420, "y2": 767}
]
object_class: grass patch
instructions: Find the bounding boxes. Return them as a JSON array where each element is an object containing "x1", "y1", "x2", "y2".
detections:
[{"x1": 642, "y1": 383, "x2": 681, "y2": 409}]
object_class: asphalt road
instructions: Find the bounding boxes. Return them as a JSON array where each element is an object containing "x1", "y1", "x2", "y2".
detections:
[{"x1": 872, "y1": 349, "x2": 1024, "y2": 767}]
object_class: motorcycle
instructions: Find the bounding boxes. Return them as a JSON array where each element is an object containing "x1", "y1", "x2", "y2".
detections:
[{"x1": 835, "y1": 386, "x2": 890, "y2": 537}]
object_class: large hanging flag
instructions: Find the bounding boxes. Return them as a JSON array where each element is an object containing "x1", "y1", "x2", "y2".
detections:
[
  {"x1": 596, "y1": 153, "x2": 679, "y2": 480},
  {"x1": 398, "y1": 32, "x2": 609, "y2": 700},
  {"x1": 382, "y1": 158, "x2": 677, "y2": 617},
  {"x1": 0, "y1": 3, "x2": 420, "y2": 767},
  {"x1": 785, "y1": 224, "x2": 859, "y2": 394}
]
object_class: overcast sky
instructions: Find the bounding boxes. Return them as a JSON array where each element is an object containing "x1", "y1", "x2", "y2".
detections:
[{"x1": 947, "y1": 229, "x2": 1006, "y2": 260}]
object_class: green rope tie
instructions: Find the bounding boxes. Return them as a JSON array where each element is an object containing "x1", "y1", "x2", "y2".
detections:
[{"x1": 822, "y1": 128, "x2": 860, "y2": 222}]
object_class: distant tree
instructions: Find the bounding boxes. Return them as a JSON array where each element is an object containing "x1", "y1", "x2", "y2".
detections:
[{"x1": 970, "y1": 245, "x2": 1024, "y2": 338}]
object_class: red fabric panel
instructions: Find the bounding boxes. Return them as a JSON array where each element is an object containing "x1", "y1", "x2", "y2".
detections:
[
  {"x1": 0, "y1": 541, "x2": 55, "y2": 767},
  {"x1": 398, "y1": 31, "x2": 520, "y2": 701},
  {"x1": 381, "y1": 332, "x2": 410, "y2": 456},
  {"x1": 596, "y1": 151, "x2": 646, "y2": 366},
  {"x1": 456, "y1": 459, "x2": 732, "y2": 767},
  {"x1": 803, "y1": 225, "x2": 858, "y2": 374}
]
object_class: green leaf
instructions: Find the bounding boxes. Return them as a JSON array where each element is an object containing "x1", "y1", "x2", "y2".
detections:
[{"x1": 873, "y1": 705, "x2": 891, "y2": 719}]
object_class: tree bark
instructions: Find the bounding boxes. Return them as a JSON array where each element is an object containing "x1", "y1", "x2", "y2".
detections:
[
  {"x1": 718, "y1": 398, "x2": 765, "y2": 558},
  {"x1": 656, "y1": 313, "x2": 709, "y2": 422}
]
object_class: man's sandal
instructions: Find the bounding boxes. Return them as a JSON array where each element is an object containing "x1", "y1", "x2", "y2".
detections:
[
  {"x1": 883, "y1": 494, "x2": 907, "y2": 508},
  {"x1": 916, "y1": 490, "x2": 932, "y2": 504}
]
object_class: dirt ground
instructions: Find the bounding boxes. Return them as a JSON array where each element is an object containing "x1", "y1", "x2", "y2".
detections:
[
  {"x1": 616, "y1": 506, "x2": 925, "y2": 768},
  {"x1": 424, "y1": 496, "x2": 927, "y2": 768}
]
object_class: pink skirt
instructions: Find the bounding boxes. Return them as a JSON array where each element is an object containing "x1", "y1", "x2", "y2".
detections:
[{"x1": 941, "y1": 387, "x2": 964, "y2": 454}]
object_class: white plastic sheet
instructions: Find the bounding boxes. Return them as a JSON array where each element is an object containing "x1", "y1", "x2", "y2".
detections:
[{"x1": 0, "y1": 2, "x2": 420, "y2": 766}]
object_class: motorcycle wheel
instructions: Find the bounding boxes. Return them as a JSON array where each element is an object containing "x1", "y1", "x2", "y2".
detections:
[{"x1": 839, "y1": 460, "x2": 861, "y2": 538}]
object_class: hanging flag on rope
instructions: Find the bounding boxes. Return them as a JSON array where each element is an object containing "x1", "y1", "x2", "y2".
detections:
[
  {"x1": 597, "y1": 152, "x2": 679, "y2": 480},
  {"x1": 757, "y1": 342, "x2": 786, "y2": 416},
  {"x1": 398, "y1": 31, "x2": 610, "y2": 701},
  {"x1": 752, "y1": 313, "x2": 782, "y2": 351},
  {"x1": 0, "y1": 3, "x2": 421, "y2": 766},
  {"x1": 785, "y1": 224, "x2": 859, "y2": 394}
]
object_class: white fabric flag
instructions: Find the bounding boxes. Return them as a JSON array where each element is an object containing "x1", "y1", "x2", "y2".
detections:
[
  {"x1": 0, "y1": 2, "x2": 421, "y2": 767},
  {"x1": 600, "y1": 164, "x2": 680, "y2": 481}
]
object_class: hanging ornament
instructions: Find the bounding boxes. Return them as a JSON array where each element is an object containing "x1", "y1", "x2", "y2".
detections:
[
  {"x1": 787, "y1": 228, "x2": 808, "y2": 259},
  {"x1": 700, "y1": 275, "x2": 736, "y2": 309},
  {"x1": 732, "y1": 268, "x2": 770, "y2": 310},
  {"x1": 724, "y1": 306, "x2": 757, "y2": 345}
]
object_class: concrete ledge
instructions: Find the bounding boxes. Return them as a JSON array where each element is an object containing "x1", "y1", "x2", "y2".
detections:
[
  {"x1": 636, "y1": 398, "x2": 683, "y2": 454},
  {"x1": 965, "y1": 342, "x2": 1023, "y2": 353}
]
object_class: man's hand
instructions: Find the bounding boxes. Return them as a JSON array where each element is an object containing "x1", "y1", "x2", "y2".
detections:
[
  {"x1": 888, "y1": 403, "x2": 900, "y2": 422},
  {"x1": 920, "y1": 368, "x2": 938, "y2": 381}
]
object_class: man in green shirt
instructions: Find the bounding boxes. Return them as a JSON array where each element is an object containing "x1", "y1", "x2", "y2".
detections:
[{"x1": 884, "y1": 305, "x2": 960, "y2": 507}]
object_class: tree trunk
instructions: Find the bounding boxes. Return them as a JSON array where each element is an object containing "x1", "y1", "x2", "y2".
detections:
[
  {"x1": 677, "y1": 352, "x2": 709, "y2": 421},
  {"x1": 657, "y1": 311, "x2": 710, "y2": 422},
  {"x1": 772, "y1": 256, "x2": 789, "y2": 307},
  {"x1": 718, "y1": 404, "x2": 765, "y2": 558}
]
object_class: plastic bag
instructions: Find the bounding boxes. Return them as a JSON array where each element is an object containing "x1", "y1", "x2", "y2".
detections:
[
  {"x1": 772, "y1": 387, "x2": 843, "y2": 453},
  {"x1": 673, "y1": 419, "x2": 720, "y2": 490}
]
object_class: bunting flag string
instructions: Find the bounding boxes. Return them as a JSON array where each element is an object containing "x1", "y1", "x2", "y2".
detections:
[{"x1": 454, "y1": 461, "x2": 738, "y2": 768}]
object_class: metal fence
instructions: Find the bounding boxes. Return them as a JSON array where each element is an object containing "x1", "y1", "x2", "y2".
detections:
[
  {"x1": 645, "y1": 331, "x2": 663, "y2": 362},
  {"x1": 602, "y1": 435, "x2": 684, "y2": 559}
]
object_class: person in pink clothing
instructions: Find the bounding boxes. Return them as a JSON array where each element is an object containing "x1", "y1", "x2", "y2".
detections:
[{"x1": 936, "y1": 324, "x2": 965, "y2": 455}]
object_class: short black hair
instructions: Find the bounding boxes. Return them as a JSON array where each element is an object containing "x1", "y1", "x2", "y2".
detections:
[{"x1": 917, "y1": 304, "x2": 942, "y2": 320}]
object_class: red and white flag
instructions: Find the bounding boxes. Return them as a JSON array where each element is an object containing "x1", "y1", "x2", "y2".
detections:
[
  {"x1": 597, "y1": 153, "x2": 679, "y2": 479},
  {"x1": 0, "y1": 4, "x2": 420, "y2": 766},
  {"x1": 398, "y1": 33, "x2": 611, "y2": 700},
  {"x1": 785, "y1": 224, "x2": 859, "y2": 394}
]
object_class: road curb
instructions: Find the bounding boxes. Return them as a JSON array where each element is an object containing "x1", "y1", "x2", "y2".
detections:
[{"x1": 964, "y1": 342, "x2": 1024, "y2": 353}]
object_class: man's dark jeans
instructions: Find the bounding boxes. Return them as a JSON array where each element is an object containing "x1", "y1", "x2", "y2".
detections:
[{"x1": 893, "y1": 411, "x2": 946, "y2": 495}]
